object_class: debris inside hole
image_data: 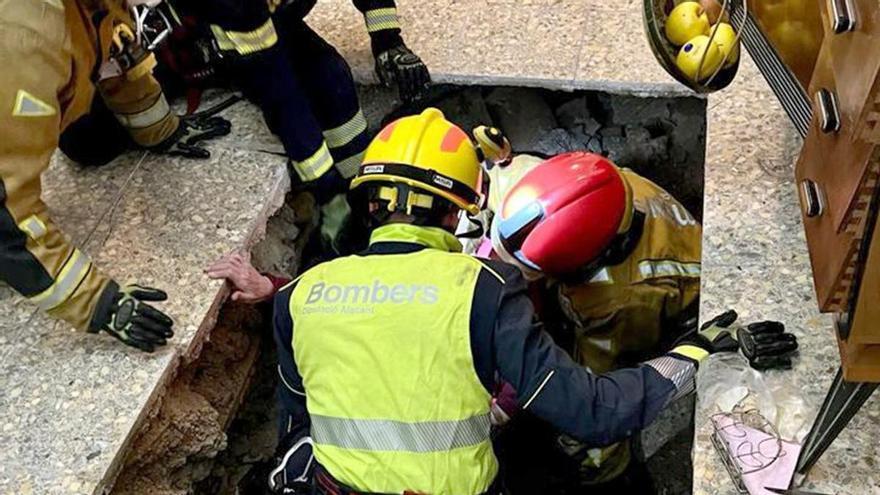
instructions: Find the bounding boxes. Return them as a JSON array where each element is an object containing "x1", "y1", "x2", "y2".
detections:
[{"x1": 110, "y1": 83, "x2": 706, "y2": 495}]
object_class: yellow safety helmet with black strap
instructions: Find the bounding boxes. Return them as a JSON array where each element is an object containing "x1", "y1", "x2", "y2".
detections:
[{"x1": 351, "y1": 108, "x2": 483, "y2": 216}]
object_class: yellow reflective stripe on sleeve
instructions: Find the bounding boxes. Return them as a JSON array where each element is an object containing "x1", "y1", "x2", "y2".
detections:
[
  {"x1": 18, "y1": 215, "x2": 47, "y2": 240},
  {"x1": 323, "y1": 110, "x2": 367, "y2": 149},
  {"x1": 333, "y1": 151, "x2": 365, "y2": 179},
  {"x1": 13, "y1": 90, "x2": 56, "y2": 117},
  {"x1": 638, "y1": 259, "x2": 701, "y2": 280},
  {"x1": 292, "y1": 142, "x2": 334, "y2": 181},
  {"x1": 30, "y1": 249, "x2": 92, "y2": 311},
  {"x1": 210, "y1": 19, "x2": 278, "y2": 55},
  {"x1": 114, "y1": 94, "x2": 171, "y2": 130},
  {"x1": 364, "y1": 7, "x2": 400, "y2": 32},
  {"x1": 670, "y1": 344, "x2": 709, "y2": 362}
]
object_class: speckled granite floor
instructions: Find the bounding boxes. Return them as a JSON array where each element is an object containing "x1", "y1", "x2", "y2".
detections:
[
  {"x1": 3, "y1": 1, "x2": 878, "y2": 494},
  {"x1": 0, "y1": 109, "x2": 288, "y2": 495}
]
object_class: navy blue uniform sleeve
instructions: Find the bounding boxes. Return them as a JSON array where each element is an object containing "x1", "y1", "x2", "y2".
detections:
[
  {"x1": 273, "y1": 284, "x2": 310, "y2": 447},
  {"x1": 480, "y1": 261, "x2": 693, "y2": 447}
]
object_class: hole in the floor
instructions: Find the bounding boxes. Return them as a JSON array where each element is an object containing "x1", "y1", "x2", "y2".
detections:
[{"x1": 111, "y1": 83, "x2": 706, "y2": 495}]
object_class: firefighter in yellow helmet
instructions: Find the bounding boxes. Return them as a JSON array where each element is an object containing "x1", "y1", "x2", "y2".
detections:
[
  {"x1": 267, "y1": 108, "x2": 739, "y2": 494},
  {"x1": 0, "y1": 0, "x2": 228, "y2": 351}
]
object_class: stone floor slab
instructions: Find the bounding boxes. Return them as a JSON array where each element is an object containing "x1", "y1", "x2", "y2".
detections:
[
  {"x1": 308, "y1": 0, "x2": 587, "y2": 89},
  {"x1": 0, "y1": 140, "x2": 287, "y2": 495},
  {"x1": 573, "y1": 0, "x2": 687, "y2": 95}
]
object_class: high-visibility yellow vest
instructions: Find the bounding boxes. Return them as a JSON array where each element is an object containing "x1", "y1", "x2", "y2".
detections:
[{"x1": 289, "y1": 224, "x2": 498, "y2": 494}]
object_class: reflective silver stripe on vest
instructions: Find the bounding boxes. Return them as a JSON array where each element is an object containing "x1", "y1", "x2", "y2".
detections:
[{"x1": 311, "y1": 414, "x2": 491, "y2": 453}]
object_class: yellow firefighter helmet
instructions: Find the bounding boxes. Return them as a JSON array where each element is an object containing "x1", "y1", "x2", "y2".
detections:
[{"x1": 351, "y1": 108, "x2": 482, "y2": 216}]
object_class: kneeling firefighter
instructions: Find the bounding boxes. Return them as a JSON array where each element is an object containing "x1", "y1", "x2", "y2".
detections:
[
  {"x1": 0, "y1": 0, "x2": 228, "y2": 351},
  {"x1": 175, "y1": 0, "x2": 432, "y2": 252},
  {"x1": 266, "y1": 108, "x2": 742, "y2": 494},
  {"x1": 490, "y1": 152, "x2": 797, "y2": 492}
]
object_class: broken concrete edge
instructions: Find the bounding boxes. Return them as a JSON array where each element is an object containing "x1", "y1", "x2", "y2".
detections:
[
  {"x1": 93, "y1": 163, "x2": 291, "y2": 495},
  {"x1": 181, "y1": 165, "x2": 291, "y2": 365},
  {"x1": 352, "y1": 69, "x2": 700, "y2": 100}
]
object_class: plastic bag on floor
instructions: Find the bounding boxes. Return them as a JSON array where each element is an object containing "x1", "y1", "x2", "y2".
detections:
[{"x1": 696, "y1": 352, "x2": 807, "y2": 442}]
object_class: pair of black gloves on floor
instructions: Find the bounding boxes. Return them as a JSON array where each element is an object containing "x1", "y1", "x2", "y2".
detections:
[{"x1": 694, "y1": 310, "x2": 799, "y2": 370}]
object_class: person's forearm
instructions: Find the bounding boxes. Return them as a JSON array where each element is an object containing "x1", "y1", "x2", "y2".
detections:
[{"x1": 493, "y1": 271, "x2": 696, "y2": 447}]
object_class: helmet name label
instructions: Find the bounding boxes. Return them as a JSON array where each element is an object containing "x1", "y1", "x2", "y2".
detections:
[
  {"x1": 433, "y1": 176, "x2": 453, "y2": 189},
  {"x1": 363, "y1": 165, "x2": 385, "y2": 174}
]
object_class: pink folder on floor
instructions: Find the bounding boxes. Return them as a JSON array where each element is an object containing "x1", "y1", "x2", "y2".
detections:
[{"x1": 714, "y1": 415, "x2": 802, "y2": 495}]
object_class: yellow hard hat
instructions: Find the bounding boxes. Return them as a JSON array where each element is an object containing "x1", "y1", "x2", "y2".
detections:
[{"x1": 351, "y1": 108, "x2": 482, "y2": 215}]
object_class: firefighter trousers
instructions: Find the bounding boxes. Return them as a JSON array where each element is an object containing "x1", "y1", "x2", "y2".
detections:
[{"x1": 199, "y1": 1, "x2": 370, "y2": 191}]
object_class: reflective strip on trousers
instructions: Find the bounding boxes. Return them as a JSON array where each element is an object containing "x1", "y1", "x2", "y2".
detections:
[
  {"x1": 364, "y1": 8, "x2": 400, "y2": 32},
  {"x1": 210, "y1": 19, "x2": 278, "y2": 55},
  {"x1": 638, "y1": 259, "x2": 700, "y2": 279},
  {"x1": 292, "y1": 142, "x2": 334, "y2": 181},
  {"x1": 311, "y1": 414, "x2": 491, "y2": 453},
  {"x1": 334, "y1": 151, "x2": 365, "y2": 179},
  {"x1": 323, "y1": 110, "x2": 367, "y2": 149},
  {"x1": 114, "y1": 94, "x2": 171, "y2": 130},
  {"x1": 30, "y1": 249, "x2": 92, "y2": 311}
]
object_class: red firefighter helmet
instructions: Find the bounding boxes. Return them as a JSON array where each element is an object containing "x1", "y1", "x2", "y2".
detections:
[{"x1": 491, "y1": 152, "x2": 634, "y2": 278}]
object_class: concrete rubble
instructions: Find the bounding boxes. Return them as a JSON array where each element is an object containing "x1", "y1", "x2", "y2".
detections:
[{"x1": 435, "y1": 86, "x2": 707, "y2": 217}]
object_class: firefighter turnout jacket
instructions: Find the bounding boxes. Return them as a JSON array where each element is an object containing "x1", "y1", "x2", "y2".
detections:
[
  {"x1": 0, "y1": 0, "x2": 178, "y2": 331},
  {"x1": 558, "y1": 169, "x2": 702, "y2": 374},
  {"x1": 551, "y1": 169, "x2": 701, "y2": 484},
  {"x1": 273, "y1": 223, "x2": 705, "y2": 494}
]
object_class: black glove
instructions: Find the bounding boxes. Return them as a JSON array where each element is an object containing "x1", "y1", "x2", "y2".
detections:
[
  {"x1": 91, "y1": 282, "x2": 174, "y2": 352},
  {"x1": 737, "y1": 320, "x2": 799, "y2": 370},
  {"x1": 154, "y1": 115, "x2": 232, "y2": 159},
  {"x1": 375, "y1": 44, "x2": 431, "y2": 103},
  {"x1": 693, "y1": 310, "x2": 741, "y2": 353},
  {"x1": 693, "y1": 310, "x2": 798, "y2": 370}
]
